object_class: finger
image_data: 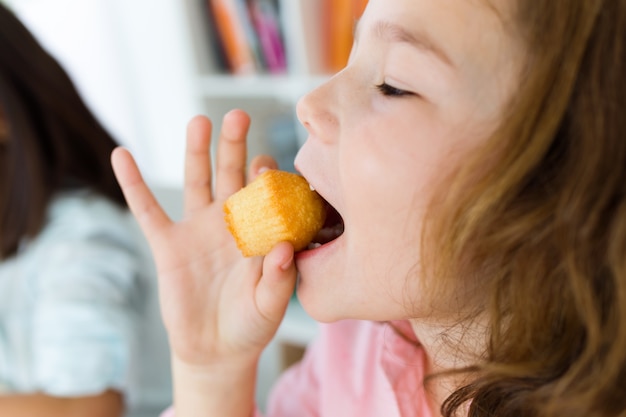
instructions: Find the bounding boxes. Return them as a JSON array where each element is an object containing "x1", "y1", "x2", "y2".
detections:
[
  {"x1": 214, "y1": 109, "x2": 250, "y2": 201},
  {"x1": 248, "y1": 155, "x2": 278, "y2": 183},
  {"x1": 255, "y1": 242, "x2": 297, "y2": 325},
  {"x1": 111, "y1": 147, "x2": 172, "y2": 242},
  {"x1": 184, "y1": 115, "x2": 214, "y2": 213}
]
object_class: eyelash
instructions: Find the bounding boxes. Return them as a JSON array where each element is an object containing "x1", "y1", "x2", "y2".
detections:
[{"x1": 376, "y1": 83, "x2": 413, "y2": 97}]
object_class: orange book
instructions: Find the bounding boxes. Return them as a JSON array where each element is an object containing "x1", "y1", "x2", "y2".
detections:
[
  {"x1": 353, "y1": 0, "x2": 368, "y2": 18},
  {"x1": 209, "y1": 0, "x2": 257, "y2": 75},
  {"x1": 325, "y1": 0, "x2": 368, "y2": 73}
]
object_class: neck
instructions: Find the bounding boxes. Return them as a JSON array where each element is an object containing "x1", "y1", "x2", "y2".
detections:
[{"x1": 408, "y1": 313, "x2": 488, "y2": 416}]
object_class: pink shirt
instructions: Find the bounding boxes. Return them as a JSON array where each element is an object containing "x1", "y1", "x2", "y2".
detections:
[{"x1": 161, "y1": 320, "x2": 433, "y2": 417}]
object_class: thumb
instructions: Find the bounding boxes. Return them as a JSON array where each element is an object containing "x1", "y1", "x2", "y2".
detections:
[{"x1": 256, "y1": 242, "x2": 297, "y2": 325}]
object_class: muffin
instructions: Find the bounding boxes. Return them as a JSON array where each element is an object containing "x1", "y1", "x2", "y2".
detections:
[{"x1": 224, "y1": 170, "x2": 326, "y2": 257}]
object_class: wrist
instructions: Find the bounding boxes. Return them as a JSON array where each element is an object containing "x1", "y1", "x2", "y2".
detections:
[
  {"x1": 171, "y1": 355, "x2": 259, "y2": 417},
  {"x1": 172, "y1": 353, "x2": 259, "y2": 383}
]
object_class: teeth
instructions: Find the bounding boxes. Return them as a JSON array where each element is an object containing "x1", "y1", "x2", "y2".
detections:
[
  {"x1": 307, "y1": 242, "x2": 322, "y2": 250},
  {"x1": 309, "y1": 183, "x2": 316, "y2": 191}
]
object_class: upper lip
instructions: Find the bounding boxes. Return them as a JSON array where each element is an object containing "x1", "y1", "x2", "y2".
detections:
[
  {"x1": 296, "y1": 162, "x2": 337, "y2": 211},
  {"x1": 298, "y1": 169, "x2": 326, "y2": 201}
]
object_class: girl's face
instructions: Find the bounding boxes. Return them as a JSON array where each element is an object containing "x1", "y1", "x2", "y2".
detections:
[{"x1": 294, "y1": 0, "x2": 523, "y2": 323}]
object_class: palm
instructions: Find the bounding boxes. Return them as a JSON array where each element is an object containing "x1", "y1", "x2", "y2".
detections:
[
  {"x1": 111, "y1": 111, "x2": 296, "y2": 367},
  {"x1": 151, "y1": 205, "x2": 260, "y2": 362}
]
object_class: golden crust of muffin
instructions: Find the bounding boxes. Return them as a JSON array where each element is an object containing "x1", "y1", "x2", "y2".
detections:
[{"x1": 223, "y1": 170, "x2": 326, "y2": 257}]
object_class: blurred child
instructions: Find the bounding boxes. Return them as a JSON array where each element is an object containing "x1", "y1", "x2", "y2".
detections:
[
  {"x1": 0, "y1": 4, "x2": 170, "y2": 417},
  {"x1": 113, "y1": 0, "x2": 626, "y2": 416}
]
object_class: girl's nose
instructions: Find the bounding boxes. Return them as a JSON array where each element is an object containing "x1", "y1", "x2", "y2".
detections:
[{"x1": 295, "y1": 76, "x2": 340, "y2": 144}]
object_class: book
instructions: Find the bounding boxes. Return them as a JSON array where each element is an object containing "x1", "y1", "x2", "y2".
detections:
[
  {"x1": 248, "y1": 0, "x2": 287, "y2": 74},
  {"x1": 201, "y1": 0, "x2": 229, "y2": 72},
  {"x1": 279, "y1": 0, "x2": 326, "y2": 75},
  {"x1": 205, "y1": 0, "x2": 368, "y2": 75},
  {"x1": 325, "y1": 0, "x2": 368, "y2": 73},
  {"x1": 208, "y1": 0, "x2": 257, "y2": 75},
  {"x1": 234, "y1": 0, "x2": 266, "y2": 71},
  {"x1": 353, "y1": 0, "x2": 368, "y2": 17}
]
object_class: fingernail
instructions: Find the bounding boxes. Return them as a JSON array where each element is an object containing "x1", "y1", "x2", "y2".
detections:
[
  {"x1": 258, "y1": 166, "x2": 270, "y2": 174},
  {"x1": 280, "y1": 254, "x2": 293, "y2": 271}
]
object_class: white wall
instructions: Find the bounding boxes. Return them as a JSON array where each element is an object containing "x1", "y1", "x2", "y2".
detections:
[{"x1": 6, "y1": 0, "x2": 201, "y2": 187}]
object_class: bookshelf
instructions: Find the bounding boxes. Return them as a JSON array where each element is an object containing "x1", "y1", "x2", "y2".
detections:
[
  {"x1": 182, "y1": 0, "x2": 356, "y2": 82},
  {"x1": 179, "y1": 0, "x2": 367, "y2": 166}
]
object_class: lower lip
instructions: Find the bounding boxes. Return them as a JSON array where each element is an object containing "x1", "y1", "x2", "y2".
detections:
[{"x1": 295, "y1": 235, "x2": 342, "y2": 262}]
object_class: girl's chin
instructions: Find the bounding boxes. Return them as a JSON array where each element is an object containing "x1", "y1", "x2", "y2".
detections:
[
  {"x1": 294, "y1": 291, "x2": 341, "y2": 323},
  {"x1": 293, "y1": 235, "x2": 349, "y2": 321}
]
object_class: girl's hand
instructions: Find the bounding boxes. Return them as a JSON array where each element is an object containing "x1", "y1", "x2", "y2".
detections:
[{"x1": 111, "y1": 110, "x2": 297, "y2": 367}]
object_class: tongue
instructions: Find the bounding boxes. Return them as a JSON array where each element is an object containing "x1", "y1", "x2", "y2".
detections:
[
  {"x1": 313, "y1": 224, "x2": 344, "y2": 245},
  {"x1": 310, "y1": 201, "x2": 344, "y2": 245}
]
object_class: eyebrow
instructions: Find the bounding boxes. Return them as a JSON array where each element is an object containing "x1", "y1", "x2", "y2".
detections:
[{"x1": 361, "y1": 20, "x2": 455, "y2": 68}]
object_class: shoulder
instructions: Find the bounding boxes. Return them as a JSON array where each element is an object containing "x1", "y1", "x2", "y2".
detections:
[
  {"x1": 45, "y1": 190, "x2": 133, "y2": 238},
  {"x1": 312, "y1": 319, "x2": 424, "y2": 375},
  {"x1": 291, "y1": 320, "x2": 391, "y2": 371},
  {"x1": 20, "y1": 190, "x2": 148, "y2": 293},
  {"x1": 267, "y1": 320, "x2": 425, "y2": 417},
  {"x1": 25, "y1": 189, "x2": 144, "y2": 258}
]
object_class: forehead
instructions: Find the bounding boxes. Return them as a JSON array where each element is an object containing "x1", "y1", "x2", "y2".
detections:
[
  {"x1": 361, "y1": 0, "x2": 523, "y2": 92},
  {"x1": 360, "y1": 0, "x2": 518, "y2": 65}
]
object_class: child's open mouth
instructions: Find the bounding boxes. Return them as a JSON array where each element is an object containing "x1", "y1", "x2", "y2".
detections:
[{"x1": 307, "y1": 200, "x2": 344, "y2": 250}]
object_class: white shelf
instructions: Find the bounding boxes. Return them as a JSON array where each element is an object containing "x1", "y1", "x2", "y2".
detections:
[{"x1": 194, "y1": 74, "x2": 328, "y2": 102}]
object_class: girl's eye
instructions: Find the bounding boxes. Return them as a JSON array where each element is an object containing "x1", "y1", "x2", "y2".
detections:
[{"x1": 376, "y1": 83, "x2": 414, "y2": 97}]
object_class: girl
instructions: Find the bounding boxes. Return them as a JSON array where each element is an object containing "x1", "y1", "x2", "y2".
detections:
[
  {"x1": 0, "y1": 4, "x2": 171, "y2": 417},
  {"x1": 112, "y1": 0, "x2": 626, "y2": 416}
]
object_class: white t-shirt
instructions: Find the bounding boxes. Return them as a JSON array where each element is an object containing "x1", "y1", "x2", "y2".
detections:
[{"x1": 0, "y1": 190, "x2": 172, "y2": 416}]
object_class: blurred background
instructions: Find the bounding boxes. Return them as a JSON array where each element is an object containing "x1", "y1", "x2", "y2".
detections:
[
  {"x1": 2, "y1": 0, "x2": 365, "y2": 187},
  {"x1": 4, "y1": 0, "x2": 206, "y2": 188},
  {"x1": 1, "y1": 0, "x2": 365, "y2": 411}
]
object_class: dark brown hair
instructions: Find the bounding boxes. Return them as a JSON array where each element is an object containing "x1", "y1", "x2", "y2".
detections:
[
  {"x1": 425, "y1": 0, "x2": 626, "y2": 416},
  {"x1": 0, "y1": 5, "x2": 126, "y2": 259}
]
